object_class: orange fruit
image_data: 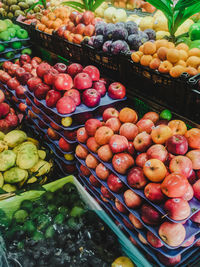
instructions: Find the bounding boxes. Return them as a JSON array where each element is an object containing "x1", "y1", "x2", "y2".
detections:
[
  {"x1": 46, "y1": 20, "x2": 53, "y2": 29},
  {"x1": 149, "y1": 58, "x2": 161, "y2": 69},
  {"x1": 170, "y1": 65, "x2": 186, "y2": 78},
  {"x1": 188, "y1": 48, "x2": 200, "y2": 57},
  {"x1": 41, "y1": 16, "x2": 48, "y2": 25},
  {"x1": 158, "y1": 60, "x2": 173, "y2": 74},
  {"x1": 167, "y1": 42, "x2": 175, "y2": 49},
  {"x1": 185, "y1": 67, "x2": 198, "y2": 76},
  {"x1": 176, "y1": 43, "x2": 189, "y2": 52},
  {"x1": 186, "y1": 56, "x2": 200, "y2": 69},
  {"x1": 157, "y1": 47, "x2": 168, "y2": 61},
  {"x1": 131, "y1": 52, "x2": 140, "y2": 63},
  {"x1": 36, "y1": 23, "x2": 45, "y2": 32},
  {"x1": 175, "y1": 60, "x2": 187, "y2": 67},
  {"x1": 143, "y1": 42, "x2": 156, "y2": 55},
  {"x1": 179, "y1": 49, "x2": 188, "y2": 61},
  {"x1": 140, "y1": 55, "x2": 153, "y2": 66},
  {"x1": 48, "y1": 12, "x2": 56, "y2": 21},
  {"x1": 167, "y1": 49, "x2": 180, "y2": 63},
  {"x1": 155, "y1": 39, "x2": 168, "y2": 50},
  {"x1": 139, "y1": 45, "x2": 144, "y2": 53}
]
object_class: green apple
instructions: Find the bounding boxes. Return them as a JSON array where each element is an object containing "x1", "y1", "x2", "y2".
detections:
[
  {"x1": 4, "y1": 19, "x2": 13, "y2": 28},
  {"x1": 0, "y1": 31, "x2": 11, "y2": 41},
  {"x1": 5, "y1": 51, "x2": 15, "y2": 59},
  {"x1": 0, "y1": 44, "x2": 5, "y2": 52},
  {"x1": 11, "y1": 41, "x2": 22, "y2": 49},
  {"x1": 16, "y1": 28, "x2": 28, "y2": 39},
  {"x1": 12, "y1": 24, "x2": 21, "y2": 31},
  {"x1": 160, "y1": 109, "x2": 172, "y2": 121},
  {"x1": 21, "y1": 48, "x2": 32, "y2": 55},
  {"x1": 7, "y1": 12, "x2": 14, "y2": 19},
  {"x1": 0, "y1": 20, "x2": 7, "y2": 33},
  {"x1": 10, "y1": 4, "x2": 20, "y2": 12},
  {"x1": 7, "y1": 27, "x2": 16, "y2": 38}
]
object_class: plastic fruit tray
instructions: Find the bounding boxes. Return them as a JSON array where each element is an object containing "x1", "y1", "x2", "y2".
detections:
[
  {"x1": 0, "y1": 53, "x2": 21, "y2": 63},
  {"x1": 0, "y1": 37, "x2": 30, "y2": 44},
  {"x1": 0, "y1": 45, "x2": 32, "y2": 56},
  {"x1": 78, "y1": 174, "x2": 200, "y2": 267},
  {"x1": 76, "y1": 154, "x2": 200, "y2": 253}
]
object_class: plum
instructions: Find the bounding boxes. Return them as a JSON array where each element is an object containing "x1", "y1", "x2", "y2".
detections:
[
  {"x1": 88, "y1": 36, "x2": 95, "y2": 46},
  {"x1": 81, "y1": 37, "x2": 89, "y2": 45},
  {"x1": 144, "y1": 29, "x2": 156, "y2": 40},
  {"x1": 93, "y1": 35, "x2": 104, "y2": 49},
  {"x1": 95, "y1": 22, "x2": 106, "y2": 35},
  {"x1": 103, "y1": 23, "x2": 116, "y2": 40},
  {"x1": 128, "y1": 34, "x2": 142, "y2": 50},
  {"x1": 125, "y1": 21, "x2": 138, "y2": 35},
  {"x1": 102, "y1": 40, "x2": 112, "y2": 53},
  {"x1": 138, "y1": 31, "x2": 149, "y2": 43},
  {"x1": 112, "y1": 28, "x2": 128, "y2": 41},
  {"x1": 111, "y1": 40, "x2": 129, "y2": 55},
  {"x1": 115, "y1": 22, "x2": 125, "y2": 28}
]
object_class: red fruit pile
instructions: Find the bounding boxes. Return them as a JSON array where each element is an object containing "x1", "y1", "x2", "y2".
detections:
[{"x1": 76, "y1": 106, "x2": 200, "y2": 249}]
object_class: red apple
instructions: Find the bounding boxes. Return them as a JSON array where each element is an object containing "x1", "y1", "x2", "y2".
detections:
[
  {"x1": 169, "y1": 155, "x2": 192, "y2": 178},
  {"x1": 47, "y1": 128, "x2": 59, "y2": 140},
  {"x1": 144, "y1": 183, "x2": 165, "y2": 203},
  {"x1": 136, "y1": 119, "x2": 154, "y2": 134},
  {"x1": 59, "y1": 137, "x2": 72, "y2": 152},
  {"x1": 82, "y1": 88, "x2": 101, "y2": 107},
  {"x1": 143, "y1": 111, "x2": 159, "y2": 124},
  {"x1": 0, "y1": 103, "x2": 10, "y2": 118},
  {"x1": 127, "y1": 166, "x2": 147, "y2": 189},
  {"x1": 7, "y1": 77, "x2": 20, "y2": 90},
  {"x1": 19, "y1": 72, "x2": 32, "y2": 85},
  {"x1": 115, "y1": 198, "x2": 127, "y2": 213},
  {"x1": 193, "y1": 179, "x2": 200, "y2": 200},
  {"x1": 181, "y1": 236, "x2": 195, "y2": 247},
  {"x1": 186, "y1": 150, "x2": 200, "y2": 170},
  {"x1": 158, "y1": 222, "x2": 186, "y2": 246},
  {"x1": 43, "y1": 68, "x2": 59, "y2": 85},
  {"x1": 108, "y1": 82, "x2": 126, "y2": 99},
  {"x1": 67, "y1": 63, "x2": 83, "y2": 77},
  {"x1": 15, "y1": 85, "x2": 26, "y2": 98},
  {"x1": 158, "y1": 254, "x2": 181, "y2": 266},
  {"x1": 77, "y1": 127, "x2": 88, "y2": 143},
  {"x1": 83, "y1": 65, "x2": 100, "y2": 81},
  {"x1": 0, "y1": 90, "x2": 5, "y2": 104},
  {"x1": 164, "y1": 198, "x2": 191, "y2": 221},
  {"x1": 133, "y1": 131, "x2": 152, "y2": 152},
  {"x1": 103, "y1": 107, "x2": 119, "y2": 122},
  {"x1": 190, "y1": 210, "x2": 200, "y2": 223},
  {"x1": 89, "y1": 174, "x2": 100, "y2": 187},
  {"x1": 166, "y1": 134, "x2": 188, "y2": 155},
  {"x1": 53, "y1": 73, "x2": 73, "y2": 91},
  {"x1": 84, "y1": 24, "x2": 95, "y2": 36},
  {"x1": 107, "y1": 173, "x2": 124, "y2": 192},
  {"x1": 141, "y1": 204, "x2": 161, "y2": 226},
  {"x1": 82, "y1": 11, "x2": 94, "y2": 25},
  {"x1": 80, "y1": 164, "x2": 91, "y2": 176},
  {"x1": 86, "y1": 137, "x2": 100, "y2": 153},
  {"x1": 109, "y1": 134, "x2": 129, "y2": 153},
  {"x1": 0, "y1": 119, "x2": 9, "y2": 132},
  {"x1": 2, "y1": 61, "x2": 13, "y2": 71},
  {"x1": 45, "y1": 90, "x2": 61, "y2": 108},
  {"x1": 105, "y1": 117, "x2": 121, "y2": 133},
  {"x1": 18, "y1": 103, "x2": 27, "y2": 112},
  {"x1": 8, "y1": 64, "x2": 19, "y2": 76},
  {"x1": 5, "y1": 113, "x2": 18, "y2": 128},
  {"x1": 27, "y1": 77, "x2": 42, "y2": 92},
  {"x1": 75, "y1": 144, "x2": 88, "y2": 159},
  {"x1": 101, "y1": 185, "x2": 113, "y2": 199},
  {"x1": 124, "y1": 189, "x2": 143, "y2": 208},
  {"x1": 119, "y1": 123, "x2": 138, "y2": 141},
  {"x1": 182, "y1": 183, "x2": 194, "y2": 201},
  {"x1": 34, "y1": 83, "x2": 50, "y2": 100},
  {"x1": 15, "y1": 67, "x2": 26, "y2": 81},
  {"x1": 147, "y1": 231, "x2": 163, "y2": 248},
  {"x1": 56, "y1": 96, "x2": 76, "y2": 114},
  {"x1": 93, "y1": 81, "x2": 106, "y2": 96},
  {"x1": 112, "y1": 153, "x2": 134, "y2": 174},
  {"x1": 64, "y1": 89, "x2": 81, "y2": 106},
  {"x1": 97, "y1": 144, "x2": 113, "y2": 162},
  {"x1": 85, "y1": 118, "x2": 102, "y2": 136},
  {"x1": 147, "y1": 144, "x2": 168, "y2": 162},
  {"x1": 23, "y1": 63, "x2": 32, "y2": 73},
  {"x1": 135, "y1": 153, "x2": 148, "y2": 167},
  {"x1": 36, "y1": 62, "x2": 51, "y2": 78},
  {"x1": 95, "y1": 163, "x2": 110, "y2": 180},
  {"x1": 0, "y1": 72, "x2": 11, "y2": 83},
  {"x1": 54, "y1": 63, "x2": 67, "y2": 73},
  {"x1": 128, "y1": 142, "x2": 135, "y2": 155},
  {"x1": 129, "y1": 213, "x2": 143, "y2": 229},
  {"x1": 74, "y1": 72, "x2": 92, "y2": 90},
  {"x1": 19, "y1": 54, "x2": 31, "y2": 65}
]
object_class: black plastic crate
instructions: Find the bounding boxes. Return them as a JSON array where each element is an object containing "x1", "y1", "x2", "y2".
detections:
[
  {"x1": 121, "y1": 56, "x2": 189, "y2": 114},
  {"x1": 185, "y1": 74, "x2": 200, "y2": 124},
  {"x1": 15, "y1": 15, "x2": 31, "y2": 33},
  {"x1": 53, "y1": 34, "x2": 84, "y2": 62},
  {"x1": 82, "y1": 44, "x2": 122, "y2": 80}
]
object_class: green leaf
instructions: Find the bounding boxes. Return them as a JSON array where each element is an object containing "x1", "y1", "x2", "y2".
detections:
[
  {"x1": 146, "y1": 0, "x2": 173, "y2": 16},
  {"x1": 91, "y1": 0, "x2": 105, "y2": 12},
  {"x1": 178, "y1": 3, "x2": 200, "y2": 26},
  {"x1": 83, "y1": 0, "x2": 89, "y2": 10},
  {"x1": 62, "y1": 1, "x2": 85, "y2": 11},
  {"x1": 175, "y1": 0, "x2": 200, "y2": 11},
  {"x1": 41, "y1": 0, "x2": 47, "y2": 9}
]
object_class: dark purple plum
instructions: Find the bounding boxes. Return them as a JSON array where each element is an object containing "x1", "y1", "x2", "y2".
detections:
[
  {"x1": 127, "y1": 34, "x2": 142, "y2": 50},
  {"x1": 125, "y1": 21, "x2": 138, "y2": 35},
  {"x1": 103, "y1": 23, "x2": 116, "y2": 40},
  {"x1": 115, "y1": 22, "x2": 125, "y2": 28},
  {"x1": 144, "y1": 29, "x2": 156, "y2": 40},
  {"x1": 102, "y1": 40, "x2": 112, "y2": 53},
  {"x1": 110, "y1": 40, "x2": 129, "y2": 55},
  {"x1": 95, "y1": 22, "x2": 106, "y2": 35},
  {"x1": 138, "y1": 31, "x2": 149, "y2": 43},
  {"x1": 88, "y1": 36, "x2": 95, "y2": 46},
  {"x1": 112, "y1": 28, "x2": 128, "y2": 40},
  {"x1": 93, "y1": 35, "x2": 104, "y2": 49}
]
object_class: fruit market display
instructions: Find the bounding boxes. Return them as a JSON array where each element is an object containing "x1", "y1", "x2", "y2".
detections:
[
  {"x1": 111, "y1": 0, "x2": 155, "y2": 12},
  {"x1": 0, "y1": 181, "x2": 124, "y2": 266},
  {"x1": 76, "y1": 105, "x2": 200, "y2": 266}
]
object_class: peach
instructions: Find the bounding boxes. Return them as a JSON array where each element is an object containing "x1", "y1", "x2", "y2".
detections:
[
  {"x1": 131, "y1": 52, "x2": 140, "y2": 63},
  {"x1": 179, "y1": 49, "x2": 188, "y2": 61},
  {"x1": 119, "y1": 123, "x2": 139, "y2": 140},
  {"x1": 97, "y1": 144, "x2": 113, "y2": 162},
  {"x1": 94, "y1": 126, "x2": 114, "y2": 145},
  {"x1": 151, "y1": 125, "x2": 173, "y2": 144},
  {"x1": 175, "y1": 60, "x2": 187, "y2": 67},
  {"x1": 167, "y1": 42, "x2": 175, "y2": 49},
  {"x1": 155, "y1": 39, "x2": 169, "y2": 50},
  {"x1": 119, "y1": 108, "x2": 138, "y2": 123},
  {"x1": 129, "y1": 213, "x2": 143, "y2": 229},
  {"x1": 188, "y1": 48, "x2": 200, "y2": 57},
  {"x1": 85, "y1": 154, "x2": 99, "y2": 169},
  {"x1": 95, "y1": 163, "x2": 110, "y2": 180},
  {"x1": 168, "y1": 120, "x2": 187, "y2": 135},
  {"x1": 170, "y1": 65, "x2": 186, "y2": 78},
  {"x1": 123, "y1": 189, "x2": 143, "y2": 208},
  {"x1": 185, "y1": 66, "x2": 198, "y2": 76},
  {"x1": 167, "y1": 49, "x2": 180, "y2": 63},
  {"x1": 185, "y1": 128, "x2": 200, "y2": 149},
  {"x1": 149, "y1": 58, "x2": 161, "y2": 69},
  {"x1": 86, "y1": 137, "x2": 100, "y2": 153},
  {"x1": 143, "y1": 159, "x2": 167, "y2": 182},
  {"x1": 186, "y1": 56, "x2": 200, "y2": 69},
  {"x1": 140, "y1": 55, "x2": 152, "y2": 66},
  {"x1": 176, "y1": 43, "x2": 189, "y2": 52},
  {"x1": 157, "y1": 47, "x2": 168, "y2": 61},
  {"x1": 143, "y1": 42, "x2": 156, "y2": 55},
  {"x1": 158, "y1": 60, "x2": 173, "y2": 74},
  {"x1": 139, "y1": 45, "x2": 144, "y2": 53},
  {"x1": 75, "y1": 144, "x2": 88, "y2": 159}
]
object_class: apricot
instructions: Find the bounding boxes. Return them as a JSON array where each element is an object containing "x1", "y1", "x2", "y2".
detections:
[
  {"x1": 140, "y1": 55, "x2": 153, "y2": 67},
  {"x1": 46, "y1": 21, "x2": 53, "y2": 29},
  {"x1": 119, "y1": 108, "x2": 138, "y2": 123},
  {"x1": 157, "y1": 47, "x2": 168, "y2": 61},
  {"x1": 185, "y1": 67, "x2": 198, "y2": 76},
  {"x1": 36, "y1": 23, "x2": 46, "y2": 32},
  {"x1": 167, "y1": 42, "x2": 175, "y2": 49},
  {"x1": 155, "y1": 39, "x2": 169, "y2": 50},
  {"x1": 175, "y1": 60, "x2": 187, "y2": 67},
  {"x1": 186, "y1": 56, "x2": 200, "y2": 69},
  {"x1": 51, "y1": 21, "x2": 60, "y2": 30},
  {"x1": 176, "y1": 43, "x2": 189, "y2": 52},
  {"x1": 158, "y1": 60, "x2": 173, "y2": 74},
  {"x1": 48, "y1": 12, "x2": 56, "y2": 21},
  {"x1": 188, "y1": 48, "x2": 200, "y2": 57},
  {"x1": 136, "y1": 51, "x2": 143, "y2": 58},
  {"x1": 139, "y1": 45, "x2": 144, "y2": 53},
  {"x1": 41, "y1": 16, "x2": 48, "y2": 25},
  {"x1": 167, "y1": 49, "x2": 180, "y2": 63},
  {"x1": 178, "y1": 50, "x2": 188, "y2": 61},
  {"x1": 131, "y1": 52, "x2": 140, "y2": 63},
  {"x1": 169, "y1": 65, "x2": 186, "y2": 78},
  {"x1": 149, "y1": 58, "x2": 161, "y2": 70},
  {"x1": 143, "y1": 42, "x2": 156, "y2": 55}
]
